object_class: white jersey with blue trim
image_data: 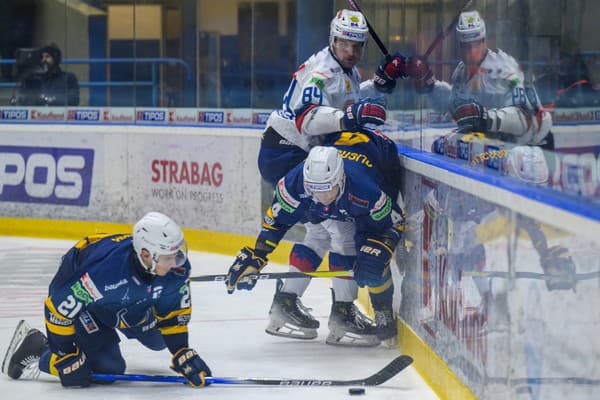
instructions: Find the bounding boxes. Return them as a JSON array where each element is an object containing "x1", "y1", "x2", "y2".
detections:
[
  {"x1": 431, "y1": 48, "x2": 552, "y2": 145},
  {"x1": 266, "y1": 46, "x2": 379, "y2": 151}
]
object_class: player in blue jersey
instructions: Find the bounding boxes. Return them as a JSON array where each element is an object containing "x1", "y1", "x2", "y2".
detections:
[
  {"x1": 227, "y1": 133, "x2": 405, "y2": 346},
  {"x1": 2, "y1": 212, "x2": 212, "y2": 388},
  {"x1": 256, "y1": 9, "x2": 408, "y2": 346}
]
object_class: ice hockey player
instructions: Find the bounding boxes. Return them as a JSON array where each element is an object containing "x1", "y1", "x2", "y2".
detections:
[
  {"x1": 256, "y1": 9, "x2": 408, "y2": 346},
  {"x1": 227, "y1": 139, "x2": 405, "y2": 347},
  {"x1": 1, "y1": 212, "x2": 212, "y2": 388}
]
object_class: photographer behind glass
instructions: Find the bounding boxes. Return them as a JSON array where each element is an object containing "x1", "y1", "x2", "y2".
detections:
[{"x1": 11, "y1": 43, "x2": 79, "y2": 106}]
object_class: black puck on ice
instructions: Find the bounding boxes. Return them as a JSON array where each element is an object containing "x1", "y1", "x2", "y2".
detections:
[{"x1": 348, "y1": 387, "x2": 366, "y2": 395}]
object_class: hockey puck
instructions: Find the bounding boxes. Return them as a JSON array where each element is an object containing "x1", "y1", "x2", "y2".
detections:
[{"x1": 348, "y1": 387, "x2": 366, "y2": 395}]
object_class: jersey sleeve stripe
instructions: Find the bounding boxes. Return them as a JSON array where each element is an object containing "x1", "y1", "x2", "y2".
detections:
[{"x1": 159, "y1": 324, "x2": 189, "y2": 335}]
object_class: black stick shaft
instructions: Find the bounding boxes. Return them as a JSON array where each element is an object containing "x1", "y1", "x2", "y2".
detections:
[
  {"x1": 346, "y1": 0, "x2": 391, "y2": 60},
  {"x1": 190, "y1": 270, "x2": 352, "y2": 282}
]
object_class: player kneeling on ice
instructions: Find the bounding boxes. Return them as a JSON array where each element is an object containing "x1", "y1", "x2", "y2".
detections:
[
  {"x1": 2, "y1": 212, "x2": 212, "y2": 388},
  {"x1": 226, "y1": 145, "x2": 405, "y2": 347}
]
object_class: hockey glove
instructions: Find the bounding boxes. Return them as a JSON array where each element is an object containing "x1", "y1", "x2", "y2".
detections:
[
  {"x1": 452, "y1": 101, "x2": 496, "y2": 133},
  {"x1": 407, "y1": 56, "x2": 435, "y2": 93},
  {"x1": 342, "y1": 100, "x2": 386, "y2": 132},
  {"x1": 171, "y1": 347, "x2": 212, "y2": 387},
  {"x1": 354, "y1": 228, "x2": 401, "y2": 287},
  {"x1": 373, "y1": 52, "x2": 408, "y2": 94},
  {"x1": 52, "y1": 347, "x2": 92, "y2": 388},
  {"x1": 540, "y1": 245, "x2": 577, "y2": 291},
  {"x1": 226, "y1": 246, "x2": 268, "y2": 294}
]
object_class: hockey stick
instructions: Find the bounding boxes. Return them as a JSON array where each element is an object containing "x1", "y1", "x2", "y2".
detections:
[
  {"x1": 423, "y1": 0, "x2": 473, "y2": 60},
  {"x1": 346, "y1": 0, "x2": 391, "y2": 61},
  {"x1": 190, "y1": 270, "x2": 352, "y2": 282},
  {"x1": 464, "y1": 270, "x2": 600, "y2": 281},
  {"x1": 93, "y1": 355, "x2": 413, "y2": 386}
]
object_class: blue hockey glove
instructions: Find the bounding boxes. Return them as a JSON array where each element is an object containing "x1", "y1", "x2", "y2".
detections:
[
  {"x1": 226, "y1": 246, "x2": 268, "y2": 294},
  {"x1": 342, "y1": 100, "x2": 386, "y2": 132},
  {"x1": 452, "y1": 101, "x2": 493, "y2": 132},
  {"x1": 52, "y1": 347, "x2": 92, "y2": 387},
  {"x1": 354, "y1": 228, "x2": 401, "y2": 287},
  {"x1": 373, "y1": 53, "x2": 408, "y2": 94},
  {"x1": 540, "y1": 245, "x2": 577, "y2": 291},
  {"x1": 170, "y1": 347, "x2": 212, "y2": 387}
]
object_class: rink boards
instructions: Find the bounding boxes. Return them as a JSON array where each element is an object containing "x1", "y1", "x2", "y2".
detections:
[{"x1": 0, "y1": 116, "x2": 599, "y2": 400}]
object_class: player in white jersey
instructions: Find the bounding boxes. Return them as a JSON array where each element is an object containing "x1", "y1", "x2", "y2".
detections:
[{"x1": 257, "y1": 9, "x2": 407, "y2": 346}]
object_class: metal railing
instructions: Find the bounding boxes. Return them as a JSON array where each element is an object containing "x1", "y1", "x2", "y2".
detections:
[{"x1": 0, "y1": 57, "x2": 192, "y2": 107}]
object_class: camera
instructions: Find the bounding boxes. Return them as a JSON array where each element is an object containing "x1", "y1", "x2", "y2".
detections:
[{"x1": 14, "y1": 47, "x2": 44, "y2": 76}]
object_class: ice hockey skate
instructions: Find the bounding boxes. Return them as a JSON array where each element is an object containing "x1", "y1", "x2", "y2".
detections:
[
  {"x1": 374, "y1": 306, "x2": 398, "y2": 348},
  {"x1": 326, "y1": 297, "x2": 381, "y2": 347},
  {"x1": 265, "y1": 289, "x2": 320, "y2": 340},
  {"x1": 2, "y1": 320, "x2": 47, "y2": 380}
]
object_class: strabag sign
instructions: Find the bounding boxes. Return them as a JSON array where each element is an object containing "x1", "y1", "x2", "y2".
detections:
[{"x1": 0, "y1": 145, "x2": 94, "y2": 205}]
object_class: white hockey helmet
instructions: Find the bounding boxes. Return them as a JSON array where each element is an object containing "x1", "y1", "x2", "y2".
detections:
[
  {"x1": 456, "y1": 11, "x2": 486, "y2": 43},
  {"x1": 133, "y1": 211, "x2": 187, "y2": 274},
  {"x1": 303, "y1": 146, "x2": 345, "y2": 195},
  {"x1": 329, "y1": 9, "x2": 369, "y2": 48}
]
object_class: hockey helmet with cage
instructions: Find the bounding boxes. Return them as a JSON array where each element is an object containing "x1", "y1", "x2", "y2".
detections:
[
  {"x1": 329, "y1": 9, "x2": 369, "y2": 48},
  {"x1": 456, "y1": 11, "x2": 486, "y2": 43},
  {"x1": 133, "y1": 211, "x2": 188, "y2": 274},
  {"x1": 303, "y1": 146, "x2": 346, "y2": 197}
]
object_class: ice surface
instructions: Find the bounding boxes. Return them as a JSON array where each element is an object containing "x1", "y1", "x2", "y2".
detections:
[{"x1": 0, "y1": 236, "x2": 438, "y2": 400}]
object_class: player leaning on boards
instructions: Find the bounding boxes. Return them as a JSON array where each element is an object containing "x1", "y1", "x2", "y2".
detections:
[
  {"x1": 227, "y1": 136, "x2": 405, "y2": 346},
  {"x1": 256, "y1": 9, "x2": 408, "y2": 345},
  {"x1": 2, "y1": 212, "x2": 212, "y2": 388}
]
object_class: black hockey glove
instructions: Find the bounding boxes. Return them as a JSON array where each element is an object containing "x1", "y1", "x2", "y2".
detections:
[
  {"x1": 226, "y1": 246, "x2": 268, "y2": 294},
  {"x1": 171, "y1": 347, "x2": 212, "y2": 387},
  {"x1": 354, "y1": 227, "x2": 401, "y2": 287},
  {"x1": 342, "y1": 100, "x2": 386, "y2": 132},
  {"x1": 540, "y1": 245, "x2": 577, "y2": 291},
  {"x1": 452, "y1": 101, "x2": 494, "y2": 133},
  {"x1": 373, "y1": 52, "x2": 408, "y2": 94},
  {"x1": 52, "y1": 347, "x2": 92, "y2": 387}
]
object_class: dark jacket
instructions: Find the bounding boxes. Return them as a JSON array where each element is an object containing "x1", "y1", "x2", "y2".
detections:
[{"x1": 13, "y1": 66, "x2": 79, "y2": 106}]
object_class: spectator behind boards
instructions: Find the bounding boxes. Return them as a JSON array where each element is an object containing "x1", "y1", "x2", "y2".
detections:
[{"x1": 11, "y1": 43, "x2": 79, "y2": 106}]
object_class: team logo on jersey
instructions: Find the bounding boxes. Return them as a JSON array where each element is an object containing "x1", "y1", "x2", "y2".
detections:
[
  {"x1": 275, "y1": 179, "x2": 300, "y2": 213},
  {"x1": 370, "y1": 192, "x2": 392, "y2": 221},
  {"x1": 79, "y1": 311, "x2": 99, "y2": 334},
  {"x1": 104, "y1": 279, "x2": 128, "y2": 291},
  {"x1": 309, "y1": 75, "x2": 325, "y2": 90}
]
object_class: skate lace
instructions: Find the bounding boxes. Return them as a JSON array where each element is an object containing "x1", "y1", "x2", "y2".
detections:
[
  {"x1": 295, "y1": 298, "x2": 315, "y2": 317},
  {"x1": 374, "y1": 309, "x2": 394, "y2": 327},
  {"x1": 350, "y1": 304, "x2": 373, "y2": 329},
  {"x1": 19, "y1": 356, "x2": 41, "y2": 380}
]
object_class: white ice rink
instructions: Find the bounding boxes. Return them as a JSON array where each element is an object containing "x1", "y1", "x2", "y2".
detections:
[{"x1": 0, "y1": 236, "x2": 439, "y2": 400}]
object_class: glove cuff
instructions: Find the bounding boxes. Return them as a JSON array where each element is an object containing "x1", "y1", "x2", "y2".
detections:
[{"x1": 486, "y1": 108, "x2": 501, "y2": 132}]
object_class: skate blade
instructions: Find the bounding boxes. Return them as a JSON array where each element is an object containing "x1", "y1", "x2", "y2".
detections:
[
  {"x1": 381, "y1": 336, "x2": 398, "y2": 349},
  {"x1": 265, "y1": 321, "x2": 317, "y2": 340},
  {"x1": 325, "y1": 332, "x2": 381, "y2": 347},
  {"x1": 2, "y1": 320, "x2": 30, "y2": 374}
]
